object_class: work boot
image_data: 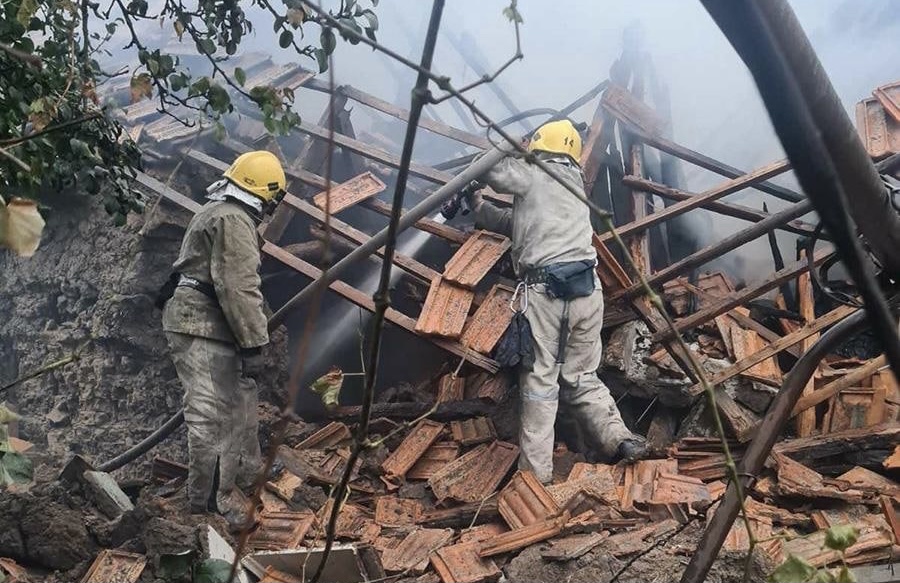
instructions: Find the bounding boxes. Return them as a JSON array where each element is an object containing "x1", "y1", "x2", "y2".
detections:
[
  {"x1": 216, "y1": 488, "x2": 258, "y2": 532},
  {"x1": 616, "y1": 435, "x2": 649, "y2": 463}
]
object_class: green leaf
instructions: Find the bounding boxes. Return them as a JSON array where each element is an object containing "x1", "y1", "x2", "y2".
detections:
[
  {"x1": 147, "y1": 58, "x2": 159, "y2": 76},
  {"x1": 279, "y1": 29, "x2": 293, "y2": 48},
  {"x1": 360, "y1": 9, "x2": 378, "y2": 31},
  {"x1": 193, "y1": 559, "x2": 232, "y2": 583},
  {"x1": 320, "y1": 27, "x2": 336, "y2": 55},
  {"x1": 314, "y1": 48, "x2": 328, "y2": 73},
  {"x1": 824, "y1": 525, "x2": 859, "y2": 552},
  {"x1": 234, "y1": 67, "x2": 246, "y2": 86},
  {"x1": 213, "y1": 121, "x2": 226, "y2": 142},
  {"x1": 16, "y1": 0, "x2": 38, "y2": 27},
  {"x1": 835, "y1": 566, "x2": 856, "y2": 583},
  {"x1": 310, "y1": 367, "x2": 343, "y2": 410},
  {"x1": 769, "y1": 554, "x2": 816, "y2": 583},
  {"x1": 0, "y1": 452, "x2": 34, "y2": 487}
]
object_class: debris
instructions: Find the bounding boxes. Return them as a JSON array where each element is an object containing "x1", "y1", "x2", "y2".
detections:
[
  {"x1": 450, "y1": 417, "x2": 497, "y2": 447},
  {"x1": 381, "y1": 528, "x2": 454, "y2": 574},
  {"x1": 540, "y1": 532, "x2": 609, "y2": 561},
  {"x1": 0, "y1": 558, "x2": 30, "y2": 583},
  {"x1": 375, "y1": 497, "x2": 423, "y2": 527},
  {"x1": 431, "y1": 542, "x2": 502, "y2": 583},
  {"x1": 415, "y1": 277, "x2": 475, "y2": 339},
  {"x1": 313, "y1": 172, "x2": 386, "y2": 214},
  {"x1": 295, "y1": 422, "x2": 352, "y2": 450},
  {"x1": 429, "y1": 441, "x2": 519, "y2": 503},
  {"x1": 82, "y1": 470, "x2": 135, "y2": 519},
  {"x1": 80, "y1": 549, "x2": 146, "y2": 583},
  {"x1": 381, "y1": 420, "x2": 445, "y2": 480},
  {"x1": 498, "y1": 471, "x2": 561, "y2": 529},
  {"x1": 478, "y1": 514, "x2": 569, "y2": 558},
  {"x1": 248, "y1": 511, "x2": 316, "y2": 551},
  {"x1": 407, "y1": 441, "x2": 460, "y2": 480},
  {"x1": 460, "y1": 285, "x2": 516, "y2": 354},
  {"x1": 436, "y1": 374, "x2": 465, "y2": 404},
  {"x1": 443, "y1": 230, "x2": 511, "y2": 289}
]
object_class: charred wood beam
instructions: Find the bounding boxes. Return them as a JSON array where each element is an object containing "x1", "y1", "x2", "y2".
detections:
[
  {"x1": 652, "y1": 248, "x2": 831, "y2": 343},
  {"x1": 281, "y1": 194, "x2": 439, "y2": 284},
  {"x1": 616, "y1": 199, "x2": 814, "y2": 300},
  {"x1": 639, "y1": 133, "x2": 804, "y2": 204},
  {"x1": 622, "y1": 176, "x2": 818, "y2": 237},
  {"x1": 302, "y1": 78, "x2": 490, "y2": 149},
  {"x1": 598, "y1": 160, "x2": 791, "y2": 244}
]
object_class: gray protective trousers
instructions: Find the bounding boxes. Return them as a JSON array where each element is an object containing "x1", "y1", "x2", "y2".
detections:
[
  {"x1": 520, "y1": 285, "x2": 632, "y2": 483},
  {"x1": 165, "y1": 332, "x2": 261, "y2": 514}
]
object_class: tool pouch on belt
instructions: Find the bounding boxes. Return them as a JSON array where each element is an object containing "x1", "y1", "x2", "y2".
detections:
[
  {"x1": 543, "y1": 260, "x2": 596, "y2": 300},
  {"x1": 495, "y1": 311, "x2": 535, "y2": 369},
  {"x1": 154, "y1": 272, "x2": 179, "y2": 310}
]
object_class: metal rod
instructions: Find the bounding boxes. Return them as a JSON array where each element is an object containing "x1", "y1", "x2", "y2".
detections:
[
  {"x1": 679, "y1": 309, "x2": 868, "y2": 583},
  {"x1": 267, "y1": 147, "x2": 505, "y2": 330}
]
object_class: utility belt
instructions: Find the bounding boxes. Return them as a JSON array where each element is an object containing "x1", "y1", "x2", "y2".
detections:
[
  {"x1": 499, "y1": 260, "x2": 597, "y2": 368},
  {"x1": 522, "y1": 259, "x2": 596, "y2": 300},
  {"x1": 154, "y1": 272, "x2": 218, "y2": 310}
]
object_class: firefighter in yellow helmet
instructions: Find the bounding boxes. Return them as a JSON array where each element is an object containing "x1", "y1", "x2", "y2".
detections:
[
  {"x1": 160, "y1": 151, "x2": 285, "y2": 528},
  {"x1": 467, "y1": 120, "x2": 646, "y2": 484}
]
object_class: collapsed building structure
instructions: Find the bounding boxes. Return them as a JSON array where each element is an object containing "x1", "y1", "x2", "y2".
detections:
[{"x1": 3, "y1": 12, "x2": 900, "y2": 583}]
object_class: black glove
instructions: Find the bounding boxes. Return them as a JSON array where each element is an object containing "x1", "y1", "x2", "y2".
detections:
[{"x1": 240, "y1": 347, "x2": 265, "y2": 380}]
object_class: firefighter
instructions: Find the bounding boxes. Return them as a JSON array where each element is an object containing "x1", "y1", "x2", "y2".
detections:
[
  {"x1": 161, "y1": 150, "x2": 285, "y2": 527},
  {"x1": 468, "y1": 120, "x2": 647, "y2": 484}
]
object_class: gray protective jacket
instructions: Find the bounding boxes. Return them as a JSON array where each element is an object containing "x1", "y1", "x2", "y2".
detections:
[
  {"x1": 162, "y1": 200, "x2": 268, "y2": 349},
  {"x1": 474, "y1": 153, "x2": 595, "y2": 276}
]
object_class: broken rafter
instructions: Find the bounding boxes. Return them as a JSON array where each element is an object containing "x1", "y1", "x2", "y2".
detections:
[
  {"x1": 687, "y1": 304, "x2": 857, "y2": 397},
  {"x1": 598, "y1": 159, "x2": 791, "y2": 244},
  {"x1": 616, "y1": 199, "x2": 814, "y2": 299},
  {"x1": 622, "y1": 175, "x2": 817, "y2": 237},
  {"x1": 651, "y1": 247, "x2": 832, "y2": 342}
]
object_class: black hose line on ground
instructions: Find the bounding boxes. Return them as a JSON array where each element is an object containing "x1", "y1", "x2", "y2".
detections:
[{"x1": 97, "y1": 409, "x2": 185, "y2": 473}]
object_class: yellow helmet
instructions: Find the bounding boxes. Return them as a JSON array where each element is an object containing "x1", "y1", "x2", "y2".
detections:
[
  {"x1": 527, "y1": 119, "x2": 582, "y2": 164},
  {"x1": 223, "y1": 151, "x2": 286, "y2": 202}
]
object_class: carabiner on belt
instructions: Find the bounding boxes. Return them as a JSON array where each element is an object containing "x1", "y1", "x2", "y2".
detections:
[{"x1": 510, "y1": 281, "x2": 529, "y2": 314}]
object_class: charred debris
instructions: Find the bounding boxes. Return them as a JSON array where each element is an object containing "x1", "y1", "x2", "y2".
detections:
[{"x1": 4, "y1": 31, "x2": 900, "y2": 583}]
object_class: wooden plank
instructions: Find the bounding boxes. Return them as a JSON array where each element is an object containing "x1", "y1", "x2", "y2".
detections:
[
  {"x1": 730, "y1": 327, "x2": 781, "y2": 385},
  {"x1": 880, "y1": 496, "x2": 900, "y2": 544},
  {"x1": 337, "y1": 84, "x2": 490, "y2": 149},
  {"x1": 617, "y1": 200, "x2": 814, "y2": 300},
  {"x1": 715, "y1": 388, "x2": 761, "y2": 443},
  {"x1": 653, "y1": 248, "x2": 832, "y2": 343},
  {"x1": 460, "y1": 285, "x2": 515, "y2": 354},
  {"x1": 281, "y1": 194, "x2": 439, "y2": 283},
  {"x1": 639, "y1": 132, "x2": 806, "y2": 204},
  {"x1": 597, "y1": 159, "x2": 791, "y2": 244},
  {"x1": 797, "y1": 252, "x2": 819, "y2": 437},
  {"x1": 262, "y1": 242, "x2": 498, "y2": 373},
  {"x1": 623, "y1": 175, "x2": 817, "y2": 236},
  {"x1": 792, "y1": 356, "x2": 887, "y2": 417},
  {"x1": 312, "y1": 171, "x2": 385, "y2": 214},
  {"x1": 443, "y1": 231, "x2": 511, "y2": 289},
  {"x1": 415, "y1": 277, "x2": 475, "y2": 339},
  {"x1": 688, "y1": 304, "x2": 857, "y2": 396},
  {"x1": 627, "y1": 144, "x2": 651, "y2": 275}
]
